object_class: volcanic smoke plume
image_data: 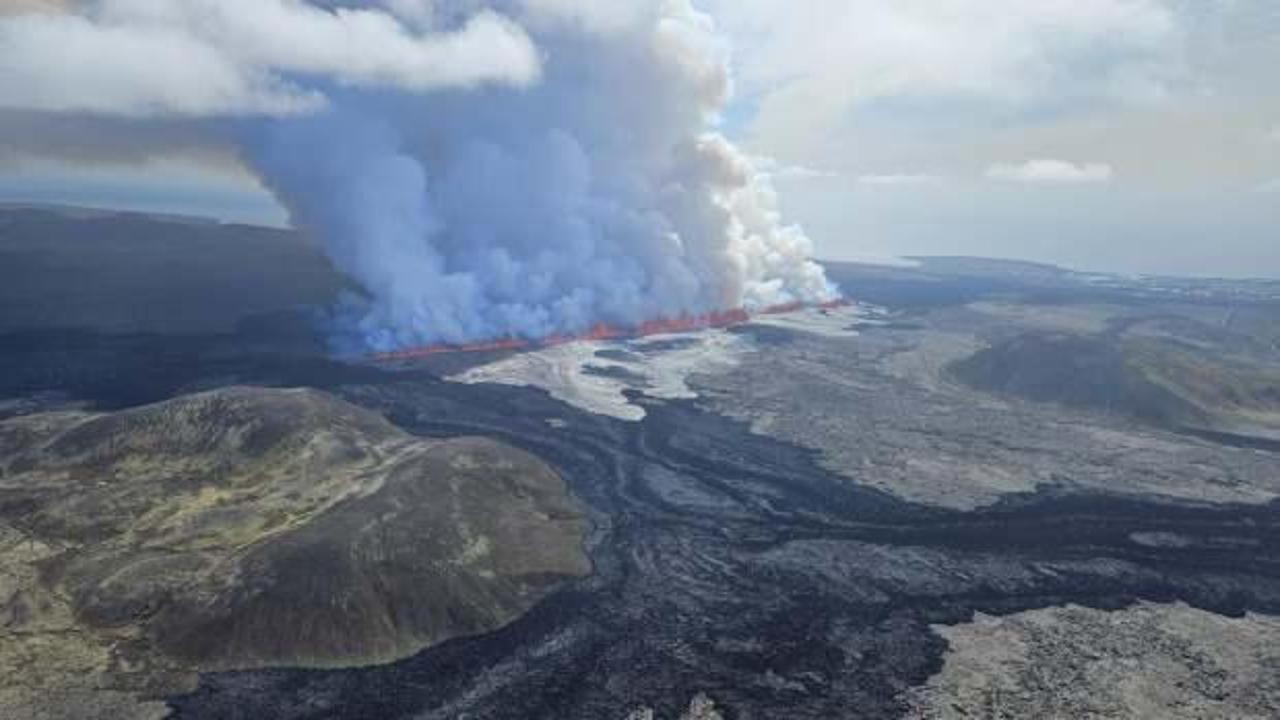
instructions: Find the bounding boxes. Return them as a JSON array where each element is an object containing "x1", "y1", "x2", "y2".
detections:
[{"x1": 0, "y1": 1, "x2": 836, "y2": 350}]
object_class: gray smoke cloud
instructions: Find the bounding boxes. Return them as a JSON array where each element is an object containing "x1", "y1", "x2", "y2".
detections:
[{"x1": 0, "y1": 0, "x2": 836, "y2": 350}]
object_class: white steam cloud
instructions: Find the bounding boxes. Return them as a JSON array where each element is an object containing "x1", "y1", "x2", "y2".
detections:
[{"x1": 0, "y1": 0, "x2": 836, "y2": 350}]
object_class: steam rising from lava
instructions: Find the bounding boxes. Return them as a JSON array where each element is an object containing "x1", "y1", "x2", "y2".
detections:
[
  {"x1": 0, "y1": 1, "x2": 836, "y2": 350},
  {"x1": 248, "y1": 1, "x2": 836, "y2": 351}
]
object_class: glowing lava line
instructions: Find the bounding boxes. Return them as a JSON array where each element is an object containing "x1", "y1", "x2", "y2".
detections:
[{"x1": 370, "y1": 299, "x2": 850, "y2": 362}]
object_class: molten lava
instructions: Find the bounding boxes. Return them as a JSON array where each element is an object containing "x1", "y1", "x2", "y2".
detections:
[{"x1": 370, "y1": 299, "x2": 849, "y2": 362}]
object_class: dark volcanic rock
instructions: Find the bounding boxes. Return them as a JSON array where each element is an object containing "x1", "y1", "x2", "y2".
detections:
[
  {"x1": 3, "y1": 220, "x2": 1280, "y2": 719},
  {"x1": 582, "y1": 364, "x2": 651, "y2": 385},
  {"x1": 164, "y1": 378, "x2": 1280, "y2": 720}
]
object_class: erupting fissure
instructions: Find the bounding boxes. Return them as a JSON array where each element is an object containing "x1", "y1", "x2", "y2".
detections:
[
  {"x1": 370, "y1": 299, "x2": 851, "y2": 361},
  {"x1": 243, "y1": 1, "x2": 838, "y2": 353},
  {"x1": 0, "y1": 2, "x2": 839, "y2": 353}
]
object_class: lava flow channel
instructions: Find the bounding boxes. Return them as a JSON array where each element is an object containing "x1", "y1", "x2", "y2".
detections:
[{"x1": 369, "y1": 299, "x2": 850, "y2": 362}]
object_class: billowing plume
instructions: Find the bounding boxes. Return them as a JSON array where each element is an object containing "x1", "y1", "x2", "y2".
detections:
[{"x1": 0, "y1": 0, "x2": 836, "y2": 350}]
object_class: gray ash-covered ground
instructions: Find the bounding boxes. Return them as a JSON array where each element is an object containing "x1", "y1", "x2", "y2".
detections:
[{"x1": 3, "y1": 210, "x2": 1279, "y2": 719}]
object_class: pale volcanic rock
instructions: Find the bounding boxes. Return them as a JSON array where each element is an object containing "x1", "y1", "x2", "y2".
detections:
[
  {"x1": 905, "y1": 603, "x2": 1280, "y2": 719},
  {"x1": 623, "y1": 693, "x2": 725, "y2": 720},
  {"x1": 450, "y1": 331, "x2": 746, "y2": 421}
]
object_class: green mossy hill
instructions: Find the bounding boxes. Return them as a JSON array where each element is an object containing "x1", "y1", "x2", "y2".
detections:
[{"x1": 0, "y1": 387, "x2": 590, "y2": 716}]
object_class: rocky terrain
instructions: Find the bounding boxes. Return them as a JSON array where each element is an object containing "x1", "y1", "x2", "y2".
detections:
[
  {"x1": 950, "y1": 312, "x2": 1280, "y2": 441},
  {"x1": 0, "y1": 210, "x2": 1278, "y2": 719},
  {"x1": 0, "y1": 386, "x2": 590, "y2": 719},
  {"x1": 163, "y1": 366, "x2": 1279, "y2": 719},
  {"x1": 626, "y1": 694, "x2": 725, "y2": 720},
  {"x1": 906, "y1": 603, "x2": 1280, "y2": 719},
  {"x1": 692, "y1": 306, "x2": 1280, "y2": 510}
]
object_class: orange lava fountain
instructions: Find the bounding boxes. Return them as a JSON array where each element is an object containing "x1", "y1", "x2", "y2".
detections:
[{"x1": 370, "y1": 298, "x2": 850, "y2": 362}]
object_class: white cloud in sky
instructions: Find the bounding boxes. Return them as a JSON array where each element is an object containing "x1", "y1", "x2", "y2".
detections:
[
  {"x1": 0, "y1": 0, "x2": 540, "y2": 117},
  {"x1": 750, "y1": 156, "x2": 841, "y2": 181},
  {"x1": 709, "y1": 0, "x2": 1182, "y2": 159},
  {"x1": 1, "y1": 0, "x2": 1277, "y2": 279},
  {"x1": 774, "y1": 165, "x2": 840, "y2": 181},
  {"x1": 986, "y1": 159, "x2": 1114, "y2": 184},
  {"x1": 857, "y1": 173, "x2": 944, "y2": 187}
]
